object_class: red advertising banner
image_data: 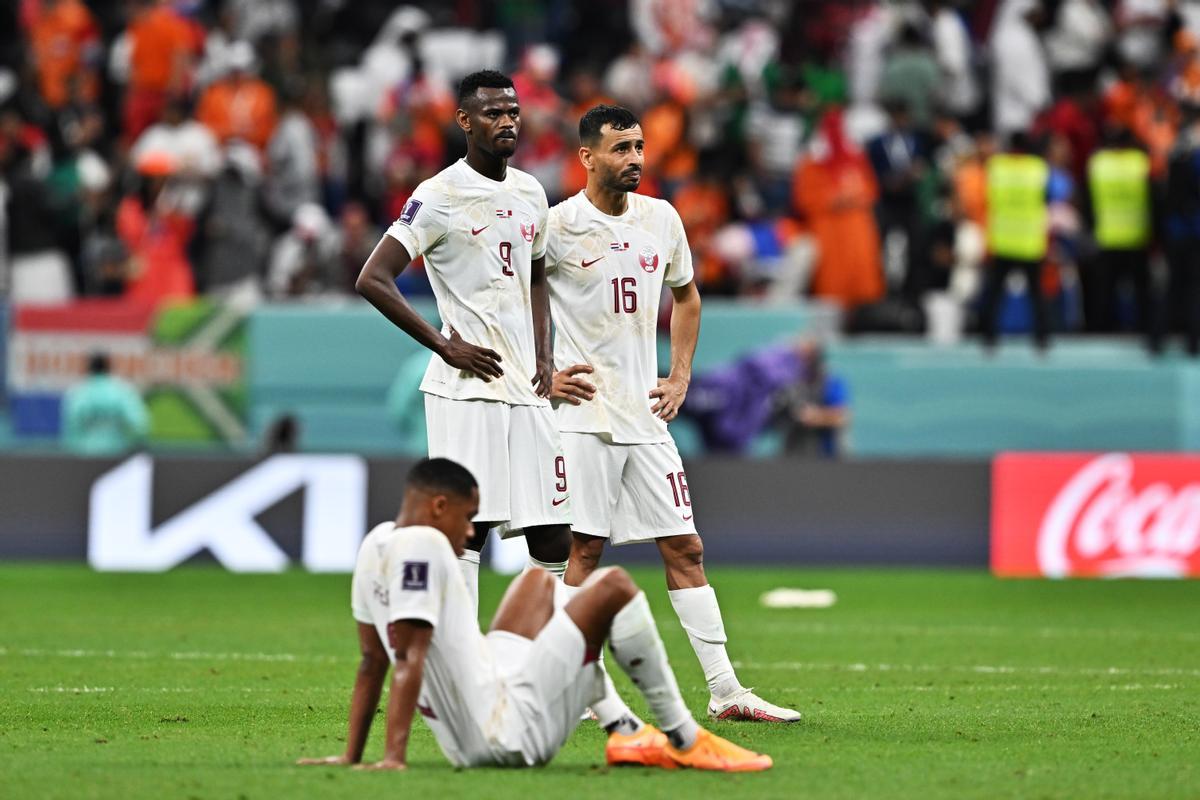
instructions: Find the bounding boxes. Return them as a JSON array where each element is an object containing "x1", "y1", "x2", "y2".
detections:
[{"x1": 992, "y1": 453, "x2": 1200, "y2": 578}]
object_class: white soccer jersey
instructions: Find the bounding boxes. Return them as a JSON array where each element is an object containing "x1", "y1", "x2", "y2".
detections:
[
  {"x1": 386, "y1": 159, "x2": 550, "y2": 407},
  {"x1": 545, "y1": 191, "x2": 695, "y2": 444},
  {"x1": 351, "y1": 523, "x2": 512, "y2": 767}
]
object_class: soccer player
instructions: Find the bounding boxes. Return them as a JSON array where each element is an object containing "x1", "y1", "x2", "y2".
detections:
[
  {"x1": 297, "y1": 457, "x2": 773, "y2": 772},
  {"x1": 355, "y1": 70, "x2": 571, "y2": 615},
  {"x1": 544, "y1": 105, "x2": 801, "y2": 723}
]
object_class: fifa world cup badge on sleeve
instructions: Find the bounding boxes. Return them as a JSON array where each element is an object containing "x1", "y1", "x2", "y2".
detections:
[
  {"x1": 399, "y1": 198, "x2": 423, "y2": 226},
  {"x1": 402, "y1": 561, "x2": 429, "y2": 590}
]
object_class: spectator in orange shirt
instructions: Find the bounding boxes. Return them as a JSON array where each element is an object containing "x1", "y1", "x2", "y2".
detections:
[
  {"x1": 792, "y1": 108, "x2": 884, "y2": 309},
  {"x1": 117, "y1": 151, "x2": 196, "y2": 306},
  {"x1": 124, "y1": 0, "x2": 197, "y2": 142},
  {"x1": 29, "y1": 0, "x2": 100, "y2": 110},
  {"x1": 195, "y1": 41, "x2": 278, "y2": 153}
]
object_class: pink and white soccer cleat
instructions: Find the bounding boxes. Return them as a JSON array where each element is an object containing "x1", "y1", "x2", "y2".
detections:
[{"x1": 707, "y1": 688, "x2": 801, "y2": 723}]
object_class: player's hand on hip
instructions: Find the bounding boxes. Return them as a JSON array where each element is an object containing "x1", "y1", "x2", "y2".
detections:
[
  {"x1": 551, "y1": 364, "x2": 596, "y2": 405},
  {"x1": 649, "y1": 375, "x2": 688, "y2": 421},
  {"x1": 441, "y1": 327, "x2": 503, "y2": 381},
  {"x1": 532, "y1": 356, "x2": 556, "y2": 398},
  {"x1": 296, "y1": 754, "x2": 353, "y2": 767},
  {"x1": 354, "y1": 759, "x2": 407, "y2": 771}
]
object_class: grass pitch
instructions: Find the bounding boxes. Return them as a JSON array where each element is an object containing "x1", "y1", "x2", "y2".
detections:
[{"x1": 0, "y1": 564, "x2": 1196, "y2": 799}]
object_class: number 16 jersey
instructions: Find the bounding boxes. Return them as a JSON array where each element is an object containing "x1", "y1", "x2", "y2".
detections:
[
  {"x1": 545, "y1": 191, "x2": 695, "y2": 444},
  {"x1": 387, "y1": 159, "x2": 550, "y2": 407}
]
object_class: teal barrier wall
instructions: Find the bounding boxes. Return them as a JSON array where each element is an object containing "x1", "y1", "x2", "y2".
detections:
[
  {"x1": 9, "y1": 298, "x2": 1194, "y2": 457},
  {"x1": 249, "y1": 299, "x2": 827, "y2": 454},
  {"x1": 248, "y1": 300, "x2": 440, "y2": 453},
  {"x1": 827, "y1": 338, "x2": 1200, "y2": 456}
]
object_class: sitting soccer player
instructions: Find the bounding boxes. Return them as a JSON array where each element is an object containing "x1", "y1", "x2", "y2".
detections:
[{"x1": 297, "y1": 457, "x2": 772, "y2": 771}]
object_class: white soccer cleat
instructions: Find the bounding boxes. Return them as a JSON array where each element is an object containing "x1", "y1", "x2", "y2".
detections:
[{"x1": 707, "y1": 688, "x2": 801, "y2": 723}]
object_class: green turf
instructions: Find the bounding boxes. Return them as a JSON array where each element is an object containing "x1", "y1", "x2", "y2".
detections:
[{"x1": 0, "y1": 565, "x2": 1196, "y2": 799}]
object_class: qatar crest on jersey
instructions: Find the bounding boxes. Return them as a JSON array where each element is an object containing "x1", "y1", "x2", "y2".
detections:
[
  {"x1": 638, "y1": 245, "x2": 659, "y2": 273},
  {"x1": 520, "y1": 220, "x2": 535, "y2": 243}
]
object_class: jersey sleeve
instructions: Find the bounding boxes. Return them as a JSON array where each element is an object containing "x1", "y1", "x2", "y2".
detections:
[
  {"x1": 543, "y1": 207, "x2": 564, "y2": 274},
  {"x1": 350, "y1": 566, "x2": 372, "y2": 624},
  {"x1": 386, "y1": 531, "x2": 450, "y2": 628},
  {"x1": 531, "y1": 184, "x2": 550, "y2": 260},
  {"x1": 385, "y1": 180, "x2": 450, "y2": 259},
  {"x1": 663, "y1": 205, "x2": 695, "y2": 288}
]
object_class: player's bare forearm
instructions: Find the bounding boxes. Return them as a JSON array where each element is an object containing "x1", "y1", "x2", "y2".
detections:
[
  {"x1": 650, "y1": 281, "x2": 701, "y2": 421},
  {"x1": 529, "y1": 255, "x2": 554, "y2": 396},
  {"x1": 376, "y1": 621, "x2": 432, "y2": 768},
  {"x1": 344, "y1": 655, "x2": 388, "y2": 762},
  {"x1": 356, "y1": 236, "x2": 447, "y2": 356},
  {"x1": 357, "y1": 237, "x2": 503, "y2": 380},
  {"x1": 668, "y1": 280, "x2": 701, "y2": 383},
  {"x1": 298, "y1": 623, "x2": 387, "y2": 767}
]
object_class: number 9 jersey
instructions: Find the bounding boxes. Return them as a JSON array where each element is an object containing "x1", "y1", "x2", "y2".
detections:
[
  {"x1": 387, "y1": 159, "x2": 550, "y2": 407},
  {"x1": 545, "y1": 191, "x2": 695, "y2": 444}
]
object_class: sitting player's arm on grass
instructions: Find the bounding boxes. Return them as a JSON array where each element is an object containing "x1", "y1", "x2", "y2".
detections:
[
  {"x1": 529, "y1": 254, "x2": 554, "y2": 397},
  {"x1": 355, "y1": 236, "x2": 503, "y2": 381},
  {"x1": 358, "y1": 620, "x2": 433, "y2": 771},
  {"x1": 296, "y1": 622, "x2": 390, "y2": 767},
  {"x1": 651, "y1": 280, "x2": 701, "y2": 422}
]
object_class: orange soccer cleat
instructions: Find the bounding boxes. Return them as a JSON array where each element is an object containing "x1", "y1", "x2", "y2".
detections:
[
  {"x1": 662, "y1": 728, "x2": 773, "y2": 772},
  {"x1": 605, "y1": 724, "x2": 675, "y2": 768}
]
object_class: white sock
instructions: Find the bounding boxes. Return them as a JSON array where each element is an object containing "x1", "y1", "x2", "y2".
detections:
[
  {"x1": 561, "y1": 582, "x2": 644, "y2": 735},
  {"x1": 458, "y1": 550, "x2": 481, "y2": 618},
  {"x1": 668, "y1": 585, "x2": 742, "y2": 700},
  {"x1": 609, "y1": 591, "x2": 698, "y2": 749},
  {"x1": 526, "y1": 556, "x2": 567, "y2": 580}
]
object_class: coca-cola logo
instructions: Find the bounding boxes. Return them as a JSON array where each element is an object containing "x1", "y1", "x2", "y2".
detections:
[{"x1": 1037, "y1": 453, "x2": 1200, "y2": 577}]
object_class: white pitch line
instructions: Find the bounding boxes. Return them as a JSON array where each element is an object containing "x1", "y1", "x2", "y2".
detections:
[
  {"x1": 26, "y1": 686, "x2": 344, "y2": 694},
  {"x1": 733, "y1": 661, "x2": 1200, "y2": 678},
  {"x1": 753, "y1": 620, "x2": 1200, "y2": 643},
  {"x1": 28, "y1": 682, "x2": 1188, "y2": 697},
  {"x1": 0, "y1": 646, "x2": 348, "y2": 664}
]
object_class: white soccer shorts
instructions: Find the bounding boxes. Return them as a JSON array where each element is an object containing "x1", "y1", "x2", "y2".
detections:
[
  {"x1": 486, "y1": 609, "x2": 605, "y2": 765},
  {"x1": 425, "y1": 394, "x2": 571, "y2": 533},
  {"x1": 561, "y1": 432, "x2": 698, "y2": 544}
]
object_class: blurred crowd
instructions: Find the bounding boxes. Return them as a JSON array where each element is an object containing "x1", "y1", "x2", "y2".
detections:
[{"x1": 5, "y1": 0, "x2": 1200, "y2": 349}]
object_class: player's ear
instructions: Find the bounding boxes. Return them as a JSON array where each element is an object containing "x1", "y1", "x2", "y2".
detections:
[
  {"x1": 579, "y1": 146, "x2": 592, "y2": 172},
  {"x1": 430, "y1": 494, "x2": 449, "y2": 518},
  {"x1": 455, "y1": 108, "x2": 471, "y2": 134}
]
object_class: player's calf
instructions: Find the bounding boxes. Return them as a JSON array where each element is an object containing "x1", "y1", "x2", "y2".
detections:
[{"x1": 565, "y1": 532, "x2": 606, "y2": 585}]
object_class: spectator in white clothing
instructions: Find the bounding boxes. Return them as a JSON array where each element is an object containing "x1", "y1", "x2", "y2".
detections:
[{"x1": 991, "y1": 0, "x2": 1052, "y2": 140}]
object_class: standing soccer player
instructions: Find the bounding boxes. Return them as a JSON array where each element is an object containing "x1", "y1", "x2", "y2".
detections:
[
  {"x1": 356, "y1": 71, "x2": 571, "y2": 614},
  {"x1": 545, "y1": 105, "x2": 800, "y2": 723}
]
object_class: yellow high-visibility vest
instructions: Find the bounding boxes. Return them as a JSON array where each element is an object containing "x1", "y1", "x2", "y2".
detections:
[
  {"x1": 986, "y1": 154, "x2": 1050, "y2": 261},
  {"x1": 1088, "y1": 148, "x2": 1151, "y2": 250}
]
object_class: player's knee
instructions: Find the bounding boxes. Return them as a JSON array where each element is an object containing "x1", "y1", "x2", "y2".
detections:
[
  {"x1": 594, "y1": 566, "x2": 638, "y2": 604},
  {"x1": 522, "y1": 565, "x2": 558, "y2": 594},
  {"x1": 526, "y1": 525, "x2": 571, "y2": 562}
]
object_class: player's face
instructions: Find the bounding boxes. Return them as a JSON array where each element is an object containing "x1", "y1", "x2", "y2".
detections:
[
  {"x1": 590, "y1": 124, "x2": 644, "y2": 193},
  {"x1": 435, "y1": 488, "x2": 479, "y2": 556},
  {"x1": 457, "y1": 87, "x2": 521, "y2": 158}
]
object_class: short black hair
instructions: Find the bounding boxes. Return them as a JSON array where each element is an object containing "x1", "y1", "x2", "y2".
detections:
[
  {"x1": 457, "y1": 70, "x2": 514, "y2": 106},
  {"x1": 579, "y1": 104, "x2": 640, "y2": 146},
  {"x1": 406, "y1": 458, "x2": 478, "y2": 499},
  {"x1": 88, "y1": 353, "x2": 110, "y2": 375}
]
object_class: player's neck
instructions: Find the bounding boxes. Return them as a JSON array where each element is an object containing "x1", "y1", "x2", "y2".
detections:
[
  {"x1": 464, "y1": 147, "x2": 508, "y2": 182},
  {"x1": 585, "y1": 182, "x2": 629, "y2": 217}
]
